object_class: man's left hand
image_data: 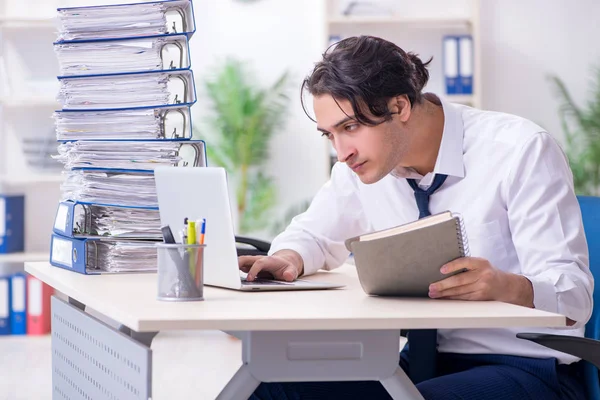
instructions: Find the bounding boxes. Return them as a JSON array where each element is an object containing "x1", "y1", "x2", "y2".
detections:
[{"x1": 428, "y1": 257, "x2": 534, "y2": 308}]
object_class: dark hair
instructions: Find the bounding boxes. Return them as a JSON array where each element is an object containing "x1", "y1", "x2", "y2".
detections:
[{"x1": 301, "y1": 35, "x2": 432, "y2": 126}]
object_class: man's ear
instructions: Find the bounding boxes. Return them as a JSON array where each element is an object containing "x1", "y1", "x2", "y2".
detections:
[{"x1": 391, "y1": 95, "x2": 411, "y2": 123}]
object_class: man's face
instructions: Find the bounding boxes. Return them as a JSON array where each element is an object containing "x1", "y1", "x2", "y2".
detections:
[{"x1": 314, "y1": 94, "x2": 409, "y2": 184}]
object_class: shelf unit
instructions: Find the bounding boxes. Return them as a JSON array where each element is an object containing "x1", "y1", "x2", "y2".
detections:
[
  {"x1": 0, "y1": 0, "x2": 72, "y2": 259},
  {"x1": 0, "y1": 251, "x2": 49, "y2": 264},
  {"x1": 328, "y1": 16, "x2": 472, "y2": 28},
  {"x1": 323, "y1": 0, "x2": 481, "y2": 168}
]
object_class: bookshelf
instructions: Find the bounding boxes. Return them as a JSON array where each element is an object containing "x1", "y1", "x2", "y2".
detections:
[
  {"x1": 0, "y1": 252, "x2": 49, "y2": 264},
  {"x1": 323, "y1": 0, "x2": 482, "y2": 169},
  {"x1": 0, "y1": 0, "x2": 68, "y2": 261}
]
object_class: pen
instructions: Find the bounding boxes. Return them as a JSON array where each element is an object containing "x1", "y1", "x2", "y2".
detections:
[{"x1": 198, "y1": 218, "x2": 206, "y2": 245}]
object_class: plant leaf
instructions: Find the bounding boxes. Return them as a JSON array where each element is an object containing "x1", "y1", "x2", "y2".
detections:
[{"x1": 240, "y1": 171, "x2": 277, "y2": 233}]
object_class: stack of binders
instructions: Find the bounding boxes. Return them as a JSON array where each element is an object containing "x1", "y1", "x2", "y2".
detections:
[{"x1": 49, "y1": 0, "x2": 206, "y2": 275}]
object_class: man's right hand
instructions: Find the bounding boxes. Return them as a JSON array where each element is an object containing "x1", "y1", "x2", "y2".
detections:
[{"x1": 238, "y1": 250, "x2": 304, "y2": 282}]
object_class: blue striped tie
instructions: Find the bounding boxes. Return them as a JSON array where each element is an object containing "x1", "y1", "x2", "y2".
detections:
[{"x1": 405, "y1": 173, "x2": 448, "y2": 383}]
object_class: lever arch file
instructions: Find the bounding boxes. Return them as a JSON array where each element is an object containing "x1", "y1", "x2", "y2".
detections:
[
  {"x1": 345, "y1": 211, "x2": 469, "y2": 297},
  {"x1": 57, "y1": 69, "x2": 197, "y2": 111},
  {"x1": 55, "y1": 33, "x2": 192, "y2": 76},
  {"x1": 26, "y1": 275, "x2": 53, "y2": 335},
  {"x1": 0, "y1": 276, "x2": 9, "y2": 335},
  {"x1": 57, "y1": 0, "x2": 197, "y2": 42},
  {"x1": 54, "y1": 139, "x2": 206, "y2": 171},
  {"x1": 458, "y1": 35, "x2": 474, "y2": 95},
  {"x1": 61, "y1": 169, "x2": 158, "y2": 208},
  {"x1": 53, "y1": 200, "x2": 161, "y2": 240},
  {"x1": 0, "y1": 195, "x2": 25, "y2": 254},
  {"x1": 443, "y1": 36, "x2": 459, "y2": 95},
  {"x1": 10, "y1": 273, "x2": 27, "y2": 335},
  {"x1": 50, "y1": 233, "x2": 158, "y2": 274},
  {"x1": 54, "y1": 104, "x2": 194, "y2": 141}
]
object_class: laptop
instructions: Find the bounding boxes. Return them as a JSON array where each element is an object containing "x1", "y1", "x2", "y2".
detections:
[{"x1": 154, "y1": 167, "x2": 344, "y2": 291}]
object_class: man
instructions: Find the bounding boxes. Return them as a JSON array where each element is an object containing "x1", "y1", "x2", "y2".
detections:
[{"x1": 239, "y1": 36, "x2": 592, "y2": 399}]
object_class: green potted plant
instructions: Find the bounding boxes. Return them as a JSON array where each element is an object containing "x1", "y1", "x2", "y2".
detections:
[
  {"x1": 197, "y1": 59, "x2": 290, "y2": 234},
  {"x1": 550, "y1": 68, "x2": 600, "y2": 196}
]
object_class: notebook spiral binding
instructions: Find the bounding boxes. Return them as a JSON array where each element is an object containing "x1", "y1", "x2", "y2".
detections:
[{"x1": 455, "y1": 214, "x2": 471, "y2": 257}]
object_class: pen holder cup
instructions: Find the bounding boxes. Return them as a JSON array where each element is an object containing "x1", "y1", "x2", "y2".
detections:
[{"x1": 156, "y1": 243, "x2": 206, "y2": 302}]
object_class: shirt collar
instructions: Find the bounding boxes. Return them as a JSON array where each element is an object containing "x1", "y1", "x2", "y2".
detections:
[{"x1": 392, "y1": 95, "x2": 465, "y2": 185}]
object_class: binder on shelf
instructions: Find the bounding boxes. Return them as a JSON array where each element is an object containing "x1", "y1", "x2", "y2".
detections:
[
  {"x1": 55, "y1": 33, "x2": 192, "y2": 77},
  {"x1": 10, "y1": 273, "x2": 27, "y2": 335},
  {"x1": 57, "y1": 0, "x2": 197, "y2": 42},
  {"x1": 53, "y1": 200, "x2": 161, "y2": 240},
  {"x1": 26, "y1": 275, "x2": 53, "y2": 335},
  {"x1": 55, "y1": 139, "x2": 207, "y2": 171},
  {"x1": 54, "y1": 104, "x2": 194, "y2": 141},
  {"x1": 50, "y1": 233, "x2": 158, "y2": 275},
  {"x1": 458, "y1": 35, "x2": 473, "y2": 95},
  {"x1": 0, "y1": 195, "x2": 25, "y2": 254},
  {"x1": 57, "y1": 69, "x2": 197, "y2": 111},
  {"x1": 443, "y1": 36, "x2": 459, "y2": 95},
  {"x1": 0, "y1": 276, "x2": 9, "y2": 335}
]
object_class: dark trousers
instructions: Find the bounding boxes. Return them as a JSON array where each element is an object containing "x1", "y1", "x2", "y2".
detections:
[{"x1": 249, "y1": 348, "x2": 587, "y2": 400}]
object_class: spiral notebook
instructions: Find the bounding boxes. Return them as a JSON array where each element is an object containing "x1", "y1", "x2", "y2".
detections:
[{"x1": 345, "y1": 211, "x2": 469, "y2": 297}]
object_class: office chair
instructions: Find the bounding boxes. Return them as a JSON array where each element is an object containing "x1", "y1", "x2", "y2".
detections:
[
  {"x1": 235, "y1": 236, "x2": 271, "y2": 256},
  {"x1": 517, "y1": 195, "x2": 600, "y2": 400}
]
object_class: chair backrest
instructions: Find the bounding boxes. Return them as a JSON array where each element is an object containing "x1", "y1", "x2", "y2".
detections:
[{"x1": 577, "y1": 196, "x2": 600, "y2": 399}]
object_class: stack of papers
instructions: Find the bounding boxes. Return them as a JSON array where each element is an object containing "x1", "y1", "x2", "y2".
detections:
[
  {"x1": 54, "y1": 107, "x2": 191, "y2": 141},
  {"x1": 57, "y1": 2, "x2": 169, "y2": 41},
  {"x1": 58, "y1": 72, "x2": 171, "y2": 110},
  {"x1": 55, "y1": 35, "x2": 190, "y2": 76},
  {"x1": 91, "y1": 206, "x2": 161, "y2": 239},
  {"x1": 49, "y1": 0, "x2": 200, "y2": 275},
  {"x1": 55, "y1": 109, "x2": 164, "y2": 141},
  {"x1": 54, "y1": 141, "x2": 184, "y2": 170},
  {"x1": 56, "y1": 39, "x2": 164, "y2": 76},
  {"x1": 90, "y1": 240, "x2": 158, "y2": 272},
  {"x1": 61, "y1": 170, "x2": 158, "y2": 208},
  {"x1": 70, "y1": 203, "x2": 162, "y2": 239}
]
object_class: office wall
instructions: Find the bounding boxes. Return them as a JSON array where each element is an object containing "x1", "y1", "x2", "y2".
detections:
[
  {"x1": 190, "y1": 0, "x2": 600, "y2": 237},
  {"x1": 189, "y1": 0, "x2": 329, "y2": 236},
  {"x1": 480, "y1": 0, "x2": 600, "y2": 141}
]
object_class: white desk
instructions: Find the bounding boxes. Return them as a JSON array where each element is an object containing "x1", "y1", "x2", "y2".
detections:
[{"x1": 26, "y1": 261, "x2": 565, "y2": 400}]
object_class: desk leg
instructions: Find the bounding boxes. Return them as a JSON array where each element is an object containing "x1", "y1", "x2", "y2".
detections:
[
  {"x1": 217, "y1": 330, "x2": 424, "y2": 400},
  {"x1": 381, "y1": 367, "x2": 424, "y2": 399},
  {"x1": 216, "y1": 365, "x2": 261, "y2": 400}
]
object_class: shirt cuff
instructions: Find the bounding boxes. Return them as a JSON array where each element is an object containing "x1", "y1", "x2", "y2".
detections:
[
  {"x1": 268, "y1": 242, "x2": 320, "y2": 277},
  {"x1": 525, "y1": 276, "x2": 558, "y2": 314}
]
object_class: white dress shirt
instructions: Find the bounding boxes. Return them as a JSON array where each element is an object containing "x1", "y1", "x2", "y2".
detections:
[{"x1": 269, "y1": 96, "x2": 593, "y2": 364}]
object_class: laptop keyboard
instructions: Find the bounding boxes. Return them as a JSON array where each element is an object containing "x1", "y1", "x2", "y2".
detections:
[{"x1": 242, "y1": 278, "x2": 288, "y2": 285}]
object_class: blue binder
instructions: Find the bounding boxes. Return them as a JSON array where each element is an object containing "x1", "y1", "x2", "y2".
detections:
[
  {"x1": 56, "y1": 0, "x2": 197, "y2": 42},
  {"x1": 49, "y1": 233, "x2": 157, "y2": 275},
  {"x1": 443, "y1": 36, "x2": 460, "y2": 95},
  {"x1": 58, "y1": 69, "x2": 197, "y2": 112},
  {"x1": 0, "y1": 276, "x2": 10, "y2": 335},
  {"x1": 9, "y1": 273, "x2": 27, "y2": 335},
  {"x1": 50, "y1": 234, "x2": 96, "y2": 275},
  {"x1": 55, "y1": 104, "x2": 195, "y2": 142},
  {"x1": 458, "y1": 35, "x2": 473, "y2": 95},
  {"x1": 53, "y1": 200, "x2": 159, "y2": 238},
  {"x1": 61, "y1": 139, "x2": 207, "y2": 171},
  {"x1": 0, "y1": 195, "x2": 25, "y2": 254},
  {"x1": 55, "y1": 33, "x2": 193, "y2": 78}
]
